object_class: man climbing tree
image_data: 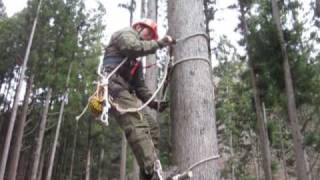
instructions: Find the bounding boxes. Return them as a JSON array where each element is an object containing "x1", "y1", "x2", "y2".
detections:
[{"x1": 90, "y1": 18, "x2": 174, "y2": 180}]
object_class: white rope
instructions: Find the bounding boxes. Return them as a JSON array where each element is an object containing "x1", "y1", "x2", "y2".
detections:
[
  {"x1": 110, "y1": 54, "x2": 171, "y2": 114},
  {"x1": 75, "y1": 104, "x2": 88, "y2": 121},
  {"x1": 172, "y1": 56, "x2": 211, "y2": 68},
  {"x1": 171, "y1": 155, "x2": 220, "y2": 180},
  {"x1": 75, "y1": 57, "x2": 128, "y2": 123},
  {"x1": 187, "y1": 155, "x2": 220, "y2": 171},
  {"x1": 175, "y1": 32, "x2": 209, "y2": 43}
]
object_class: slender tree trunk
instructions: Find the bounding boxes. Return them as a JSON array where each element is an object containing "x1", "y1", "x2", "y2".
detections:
[
  {"x1": 239, "y1": 2, "x2": 273, "y2": 179},
  {"x1": 37, "y1": 151, "x2": 45, "y2": 180},
  {"x1": 30, "y1": 88, "x2": 52, "y2": 180},
  {"x1": 120, "y1": 132, "x2": 127, "y2": 180},
  {"x1": 7, "y1": 75, "x2": 34, "y2": 180},
  {"x1": 85, "y1": 119, "x2": 92, "y2": 180},
  {"x1": 68, "y1": 120, "x2": 79, "y2": 180},
  {"x1": 316, "y1": 0, "x2": 320, "y2": 18},
  {"x1": 97, "y1": 148, "x2": 104, "y2": 180},
  {"x1": 144, "y1": 0, "x2": 158, "y2": 120},
  {"x1": 45, "y1": 63, "x2": 72, "y2": 180},
  {"x1": 230, "y1": 133, "x2": 235, "y2": 180},
  {"x1": 255, "y1": 137, "x2": 261, "y2": 180},
  {"x1": 168, "y1": 0, "x2": 219, "y2": 179},
  {"x1": 271, "y1": 1, "x2": 309, "y2": 179},
  {"x1": 0, "y1": 0, "x2": 43, "y2": 178}
]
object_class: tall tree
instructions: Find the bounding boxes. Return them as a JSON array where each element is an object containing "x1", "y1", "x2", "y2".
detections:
[
  {"x1": 168, "y1": 0, "x2": 219, "y2": 179},
  {"x1": 238, "y1": 1, "x2": 273, "y2": 179},
  {"x1": 45, "y1": 63, "x2": 73, "y2": 180},
  {"x1": 30, "y1": 88, "x2": 52, "y2": 180},
  {"x1": 6, "y1": 75, "x2": 34, "y2": 180},
  {"x1": 271, "y1": 0, "x2": 309, "y2": 179},
  {"x1": 85, "y1": 118, "x2": 92, "y2": 180},
  {"x1": 0, "y1": 0, "x2": 43, "y2": 179}
]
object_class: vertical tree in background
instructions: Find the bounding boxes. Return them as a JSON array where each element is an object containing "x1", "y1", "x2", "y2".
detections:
[
  {"x1": 0, "y1": 0, "x2": 43, "y2": 179},
  {"x1": 7, "y1": 76, "x2": 34, "y2": 180},
  {"x1": 168, "y1": 0, "x2": 220, "y2": 179},
  {"x1": 30, "y1": 88, "x2": 52, "y2": 180},
  {"x1": 238, "y1": 1, "x2": 273, "y2": 179},
  {"x1": 85, "y1": 119, "x2": 92, "y2": 180},
  {"x1": 271, "y1": 0, "x2": 309, "y2": 179}
]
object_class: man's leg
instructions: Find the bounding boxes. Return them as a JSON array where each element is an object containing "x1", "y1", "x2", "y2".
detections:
[
  {"x1": 142, "y1": 111, "x2": 160, "y2": 154},
  {"x1": 112, "y1": 90, "x2": 158, "y2": 178}
]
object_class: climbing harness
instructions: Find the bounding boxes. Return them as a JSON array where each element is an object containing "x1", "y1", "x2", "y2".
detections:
[{"x1": 76, "y1": 55, "x2": 170, "y2": 125}]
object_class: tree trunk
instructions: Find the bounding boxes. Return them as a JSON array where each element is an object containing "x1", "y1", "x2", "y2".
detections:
[
  {"x1": 168, "y1": 0, "x2": 219, "y2": 179},
  {"x1": 271, "y1": 1, "x2": 309, "y2": 179},
  {"x1": 230, "y1": 133, "x2": 235, "y2": 180},
  {"x1": 253, "y1": 136, "x2": 261, "y2": 179},
  {"x1": 68, "y1": 120, "x2": 78, "y2": 180},
  {"x1": 45, "y1": 63, "x2": 72, "y2": 180},
  {"x1": 120, "y1": 132, "x2": 127, "y2": 180},
  {"x1": 0, "y1": 0, "x2": 43, "y2": 178},
  {"x1": 239, "y1": 2, "x2": 273, "y2": 179},
  {"x1": 85, "y1": 119, "x2": 92, "y2": 180},
  {"x1": 316, "y1": 0, "x2": 320, "y2": 18},
  {"x1": 30, "y1": 88, "x2": 52, "y2": 180},
  {"x1": 97, "y1": 148, "x2": 104, "y2": 180},
  {"x1": 7, "y1": 75, "x2": 34, "y2": 180},
  {"x1": 36, "y1": 151, "x2": 45, "y2": 180},
  {"x1": 144, "y1": 0, "x2": 158, "y2": 121}
]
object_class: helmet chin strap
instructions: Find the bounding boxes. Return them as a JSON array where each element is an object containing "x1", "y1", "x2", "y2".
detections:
[{"x1": 137, "y1": 27, "x2": 145, "y2": 40}]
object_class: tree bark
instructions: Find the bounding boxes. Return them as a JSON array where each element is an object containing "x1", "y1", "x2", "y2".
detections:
[
  {"x1": 68, "y1": 120, "x2": 79, "y2": 180},
  {"x1": 30, "y1": 88, "x2": 52, "y2": 180},
  {"x1": 168, "y1": 0, "x2": 219, "y2": 179},
  {"x1": 7, "y1": 75, "x2": 34, "y2": 180},
  {"x1": 144, "y1": 0, "x2": 158, "y2": 122},
  {"x1": 0, "y1": 0, "x2": 43, "y2": 178},
  {"x1": 45, "y1": 63, "x2": 72, "y2": 180},
  {"x1": 36, "y1": 150, "x2": 45, "y2": 180},
  {"x1": 97, "y1": 148, "x2": 104, "y2": 180},
  {"x1": 271, "y1": 0, "x2": 309, "y2": 179},
  {"x1": 85, "y1": 119, "x2": 92, "y2": 180},
  {"x1": 239, "y1": 2, "x2": 273, "y2": 179},
  {"x1": 316, "y1": 0, "x2": 320, "y2": 18}
]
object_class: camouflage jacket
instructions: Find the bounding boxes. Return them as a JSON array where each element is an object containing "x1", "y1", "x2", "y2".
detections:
[
  {"x1": 104, "y1": 27, "x2": 160, "y2": 58},
  {"x1": 104, "y1": 27, "x2": 160, "y2": 103}
]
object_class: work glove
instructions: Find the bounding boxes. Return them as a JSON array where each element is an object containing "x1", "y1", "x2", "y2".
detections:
[
  {"x1": 148, "y1": 101, "x2": 169, "y2": 112},
  {"x1": 157, "y1": 35, "x2": 176, "y2": 48}
]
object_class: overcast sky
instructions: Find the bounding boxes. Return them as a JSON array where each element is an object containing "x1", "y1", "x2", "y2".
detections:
[{"x1": 2, "y1": 0, "x2": 240, "y2": 46}]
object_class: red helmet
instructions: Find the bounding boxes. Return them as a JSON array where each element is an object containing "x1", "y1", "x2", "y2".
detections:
[{"x1": 132, "y1": 18, "x2": 159, "y2": 40}]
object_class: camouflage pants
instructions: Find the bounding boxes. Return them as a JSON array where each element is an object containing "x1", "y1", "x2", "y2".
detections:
[{"x1": 109, "y1": 76, "x2": 160, "y2": 176}]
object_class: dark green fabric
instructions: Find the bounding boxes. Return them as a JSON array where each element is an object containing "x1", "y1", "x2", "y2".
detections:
[
  {"x1": 110, "y1": 88, "x2": 159, "y2": 176},
  {"x1": 104, "y1": 27, "x2": 159, "y2": 58}
]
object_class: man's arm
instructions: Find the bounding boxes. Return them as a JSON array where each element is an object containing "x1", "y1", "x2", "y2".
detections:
[{"x1": 115, "y1": 31, "x2": 160, "y2": 57}]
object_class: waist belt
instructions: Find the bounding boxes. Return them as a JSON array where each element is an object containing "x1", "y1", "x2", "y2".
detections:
[{"x1": 103, "y1": 56, "x2": 124, "y2": 66}]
